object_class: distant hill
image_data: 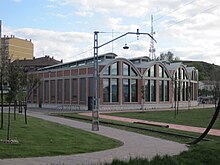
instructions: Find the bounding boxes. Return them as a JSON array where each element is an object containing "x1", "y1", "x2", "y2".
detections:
[{"x1": 179, "y1": 60, "x2": 220, "y2": 81}]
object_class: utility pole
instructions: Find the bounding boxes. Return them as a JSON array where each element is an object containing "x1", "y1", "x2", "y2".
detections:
[{"x1": 149, "y1": 15, "x2": 156, "y2": 60}]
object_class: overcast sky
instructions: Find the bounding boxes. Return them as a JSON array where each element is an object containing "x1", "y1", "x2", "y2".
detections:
[{"x1": 1, "y1": 0, "x2": 220, "y2": 65}]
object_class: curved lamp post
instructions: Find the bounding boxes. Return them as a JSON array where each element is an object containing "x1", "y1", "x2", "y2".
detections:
[{"x1": 92, "y1": 29, "x2": 156, "y2": 131}]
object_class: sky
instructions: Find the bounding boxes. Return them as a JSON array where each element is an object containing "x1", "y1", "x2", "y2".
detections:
[{"x1": 1, "y1": 0, "x2": 220, "y2": 66}]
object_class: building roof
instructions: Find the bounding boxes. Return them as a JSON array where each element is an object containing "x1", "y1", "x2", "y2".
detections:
[
  {"x1": 165, "y1": 62, "x2": 183, "y2": 71},
  {"x1": 12, "y1": 55, "x2": 62, "y2": 68},
  {"x1": 38, "y1": 52, "x2": 117, "y2": 71}
]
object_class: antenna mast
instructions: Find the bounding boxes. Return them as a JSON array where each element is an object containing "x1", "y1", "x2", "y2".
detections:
[{"x1": 149, "y1": 15, "x2": 156, "y2": 60}]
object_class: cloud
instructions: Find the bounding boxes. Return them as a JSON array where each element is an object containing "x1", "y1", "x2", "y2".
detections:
[
  {"x1": 3, "y1": 0, "x2": 220, "y2": 66},
  {"x1": 3, "y1": 27, "x2": 93, "y2": 62},
  {"x1": 11, "y1": 0, "x2": 22, "y2": 2}
]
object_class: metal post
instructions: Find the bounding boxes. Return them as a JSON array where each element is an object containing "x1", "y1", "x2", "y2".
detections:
[{"x1": 92, "y1": 31, "x2": 99, "y2": 131}]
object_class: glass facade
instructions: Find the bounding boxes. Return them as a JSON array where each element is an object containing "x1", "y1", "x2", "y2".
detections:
[
  {"x1": 159, "y1": 80, "x2": 164, "y2": 101},
  {"x1": 123, "y1": 79, "x2": 130, "y2": 102},
  {"x1": 111, "y1": 62, "x2": 118, "y2": 75},
  {"x1": 103, "y1": 78, "x2": 110, "y2": 102},
  {"x1": 123, "y1": 63, "x2": 129, "y2": 76},
  {"x1": 64, "y1": 79, "x2": 70, "y2": 101},
  {"x1": 145, "y1": 80, "x2": 150, "y2": 101},
  {"x1": 150, "y1": 80, "x2": 156, "y2": 101},
  {"x1": 50, "y1": 80, "x2": 55, "y2": 100},
  {"x1": 112, "y1": 79, "x2": 118, "y2": 102},
  {"x1": 165, "y1": 81, "x2": 169, "y2": 101},
  {"x1": 57, "y1": 79, "x2": 62, "y2": 101},
  {"x1": 80, "y1": 78, "x2": 86, "y2": 102},
  {"x1": 131, "y1": 79, "x2": 137, "y2": 102},
  {"x1": 103, "y1": 66, "x2": 110, "y2": 75},
  {"x1": 44, "y1": 80, "x2": 49, "y2": 101},
  {"x1": 72, "y1": 79, "x2": 77, "y2": 101}
]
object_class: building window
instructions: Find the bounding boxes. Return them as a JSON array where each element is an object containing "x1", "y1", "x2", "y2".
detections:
[
  {"x1": 123, "y1": 63, "x2": 129, "y2": 76},
  {"x1": 123, "y1": 62, "x2": 138, "y2": 76},
  {"x1": 44, "y1": 80, "x2": 49, "y2": 101},
  {"x1": 33, "y1": 88, "x2": 37, "y2": 103},
  {"x1": 103, "y1": 66, "x2": 110, "y2": 75},
  {"x1": 165, "y1": 81, "x2": 169, "y2": 101},
  {"x1": 112, "y1": 79, "x2": 118, "y2": 102},
  {"x1": 123, "y1": 79, "x2": 130, "y2": 102},
  {"x1": 150, "y1": 80, "x2": 156, "y2": 102},
  {"x1": 72, "y1": 79, "x2": 77, "y2": 101},
  {"x1": 103, "y1": 79, "x2": 110, "y2": 102},
  {"x1": 146, "y1": 65, "x2": 156, "y2": 77},
  {"x1": 80, "y1": 78, "x2": 86, "y2": 102},
  {"x1": 50, "y1": 80, "x2": 55, "y2": 100},
  {"x1": 111, "y1": 62, "x2": 118, "y2": 75},
  {"x1": 89, "y1": 77, "x2": 94, "y2": 97},
  {"x1": 145, "y1": 80, "x2": 150, "y2": 101},
  {"x1": 57, "y1": 79, "x2": 63, "y2": 101},
  {"x1": 64, "y1": 79, "x2": 70, "y2": 101},
  {"x1": 150, "y1": 65, "x2": 156, "y2": 77},
  {"x1": 186, "y1": 82, "x2": 189, "y2": 101},
  {"x1": 39, "y1": 82, "x2": 43, "y2": 103},
  {"x1": 159, "y1": 66, "x2": 163, "y2": 78},
  {"x1": 131, "y1": 79, "x2": 137, "y2": 102},
  {"x1": 159, "y1": 80, "x2": 164, "y2": 101}
]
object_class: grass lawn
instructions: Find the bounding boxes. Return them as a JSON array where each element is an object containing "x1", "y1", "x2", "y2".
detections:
[
  {"x1": 53, "y1": 110, "x2": 220, "y2": 165},
  {"x1": 0, "y1": 113, "x2": 122, "y2": 159},
  {"x1": 106, "y1": 108, "x2": 220, "y2": 129}
]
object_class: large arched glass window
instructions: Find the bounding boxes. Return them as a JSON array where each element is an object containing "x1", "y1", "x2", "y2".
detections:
[
  {"x1": 159, "y1": 65, "x2": 169, "y2": 78},
  {"x1": 145, "y1": 65, "x2": 156, "y2": 77},
  {"x1": 111, "y1": 62, "x2": 118, "y2": 75},
  {"x1": 123, "y1": 62, "x2": 137, "y2": 76}
]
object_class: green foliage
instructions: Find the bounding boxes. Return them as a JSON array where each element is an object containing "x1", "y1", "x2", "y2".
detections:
[
  {"x1": 6, "y1": 65, "x2": 25, "y2": 103},
  {"x1": 158, "y1": 51, "x2": 180, "y2": 62},
  {"x1": 0, "y1": 114, "x2": 122, "y2": 159},
  {"x1": 182, "y1": 61, "x2": 220, "y2": 81}
]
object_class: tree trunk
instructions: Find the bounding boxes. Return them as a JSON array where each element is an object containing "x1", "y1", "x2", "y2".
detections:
[
  {"x1": 188, "y1": 98, "x2": 220, "y2": 145},
  {"x1": 7, "y1": 103, "x2": 11, "y2": 141},
  {"x1": 1, "y1": 73, "x2": 3, "y2": 129},
  {"x1": 24, "y1": 103, "x2": 27, "y2": 124},
  {"x1": 14, "y1": 101, "x2": 16, "y2": 120}
]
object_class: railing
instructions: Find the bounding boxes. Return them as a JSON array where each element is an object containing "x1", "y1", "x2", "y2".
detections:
[{"x1": 56, "y1": 104, "x2": 80, "y2": 111}]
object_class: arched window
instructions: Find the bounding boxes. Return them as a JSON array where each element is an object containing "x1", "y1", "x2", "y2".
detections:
[
  {"x1": 122, "y1": 62, "x2": 138, "y2": 102},
  {"x1": 102, "y1": 61, "x2": 139, "y2": 103},
  {"x1": 123, "y1": 62, "x2": 137, "y2": 76},
  {"x1": 159, "y1": 65, "x2": 169, "y2": 78},
  {"x1": 145, "y1": 65, "x2": 156, "y2": 77}
]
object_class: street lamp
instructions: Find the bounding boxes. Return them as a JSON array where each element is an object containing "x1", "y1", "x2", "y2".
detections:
[{"x1": 92, "y1": 29, "x2": 156, "y2": 131}]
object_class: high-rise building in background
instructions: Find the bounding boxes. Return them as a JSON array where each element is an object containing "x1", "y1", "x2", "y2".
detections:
[{"x1": 1, "y1": 35, "x2": 33, "y2": 63}]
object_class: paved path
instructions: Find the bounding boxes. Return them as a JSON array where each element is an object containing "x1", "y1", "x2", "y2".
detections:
[
  {"x1": 0, "y1": 111, "x2": 187, "y2": 165},
  {"x1": 81, "y1": 113, "x2": 220, "y2": 137}
]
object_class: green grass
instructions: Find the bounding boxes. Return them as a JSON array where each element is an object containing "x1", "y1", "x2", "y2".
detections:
[
  {"x1": 0, "y1": 113, "x2": 122, "y2": 159},
  {"x1": 53, "y1": 112, "x2": 205, "y2": 143},
  {"x1": 105, "y1": 140, "x2": 220, "y2": 165},
  {"x1": 52, "y1": 111, "x2": 220, "y2": 165},
  {"x1": 106, "y1": 108, "x2": 220, "y2": 129}
]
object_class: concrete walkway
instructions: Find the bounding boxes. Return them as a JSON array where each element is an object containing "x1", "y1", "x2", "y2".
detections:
[{"x1": 0, "y1": 111, "x2": 188, "y2": 165}]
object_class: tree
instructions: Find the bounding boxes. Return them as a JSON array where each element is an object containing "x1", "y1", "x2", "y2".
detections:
[
  {"x1": 157, "y1": 51, "x2": 180, "y2": 62},
  {"x1": 22, "y1": 73, "x2": 40, "y2": 124},
  {"x1": 0, "y1": 43, "x2": 9, "y2": 129},
  {"x1": 5, "y1": 64, "x2": 21, "y2": 141}
]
